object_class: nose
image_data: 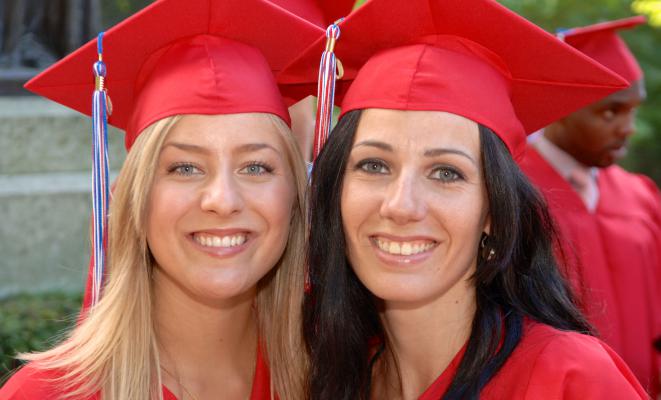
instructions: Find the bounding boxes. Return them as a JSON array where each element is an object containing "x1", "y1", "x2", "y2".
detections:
[
  {"x1": 199, "y1": 171, "x2": 244, "y2": 216},
  {"x1": 616, "y1": 110, "x2": 636, "y2": 139},
  {"x1": 379, "y1": 173, "x2": 426, "y2": 225}
]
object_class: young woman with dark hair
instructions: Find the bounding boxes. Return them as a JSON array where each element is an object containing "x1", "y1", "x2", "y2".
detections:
[{"x1": 296, "y1": 0, "x2": 651, "y2": 399}]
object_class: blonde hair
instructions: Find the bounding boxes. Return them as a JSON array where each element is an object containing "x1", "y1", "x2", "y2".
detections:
[{"x1": 21, "y1": 113, "x2": 308, "y2": 400}]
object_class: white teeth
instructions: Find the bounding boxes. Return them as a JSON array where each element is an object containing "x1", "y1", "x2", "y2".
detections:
[
  {"x1": 376, "y1": 238, "x2": 435, "y2": 256},
  {"x1": 195, "y1": 234, "x2": 247, "y2": 248}
]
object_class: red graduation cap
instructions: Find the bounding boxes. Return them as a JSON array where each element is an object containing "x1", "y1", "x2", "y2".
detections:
[
  {"x1": 23, "y1": 0, "x2": 337, "y2": 309},
  {"x1": 558, "y1": 16, "x2": 646, "y2": 83},
  {"x1": 270, "y1": 0, "x2": 356, "y2": 28},
  {"x1": 280, "y1": 0, "x2": 628, "y2": 161},
  {"x1": 24, "y1": 0, "x2": 331, "y2": 150}
]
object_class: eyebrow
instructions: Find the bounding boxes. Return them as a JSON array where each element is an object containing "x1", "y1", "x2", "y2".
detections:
[
  {"x1": 162, "y1": 142, "x2": 210, "y2": 155},
  {"x1": 162, "y1": 142, "x2": 279, "y2": 155},
  {"x1": 601, "y1": 100, "x2": 632, "y2": 107},
  {"x1": 353, "y1": 140, "x2": 393, "y2": 152},
  {"x1": 353, "y1": 140, "x2": 476, "y2": 165},
  {"x1": 234, "y1": 143, "x2": 279, "y2": 154},
  {"x1": 424, "y1": 148, "x2": 476, "y2": 165}
]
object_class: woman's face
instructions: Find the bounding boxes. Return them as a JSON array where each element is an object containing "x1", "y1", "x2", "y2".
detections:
[
  {"x1": 341, "y1": 109, "x2": 490, "y2": 306},
  {"x1": 147, "y1": 114, "x2": 295, "y2": 303}
]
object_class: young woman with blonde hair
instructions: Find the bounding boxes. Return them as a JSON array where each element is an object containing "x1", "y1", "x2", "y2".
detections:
[{"x1": 0, "y1": 0, "x2": 329, "y2": 398}]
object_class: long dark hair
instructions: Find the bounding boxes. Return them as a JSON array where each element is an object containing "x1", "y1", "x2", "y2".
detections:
[{"x1": 304, "y1": 110, "x2": 592, "y2": 400}]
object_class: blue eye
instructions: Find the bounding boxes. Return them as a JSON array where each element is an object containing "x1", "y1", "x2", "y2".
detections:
[
  {"x1": 169, "y1": 163, "x2": 201, "y2": 176},
  {"x1": 430, "y1": 167, "x2": 463, "y2": 182},
  {"x1": 239, "y1": 162, "x2": 274, "y2": 176},
  {"x1": 357, "y1": 159, "x2": 389, "y2": 174}
]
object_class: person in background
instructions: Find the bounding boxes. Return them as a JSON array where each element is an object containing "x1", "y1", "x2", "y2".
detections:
[
  {"x1": 521, "y1": 16, "x2": 661, "y2": 397},
  {"x1": 0, "y1": 0, "x2": 332, "y2": 398},
  {"x1": 284, "y1": 0, "x2": 650, "y2": 398}
]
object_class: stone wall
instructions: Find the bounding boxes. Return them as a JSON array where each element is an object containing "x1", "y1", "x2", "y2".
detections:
[{"x1": 0, "y1": 96, "x2": 125, "y2": 298}]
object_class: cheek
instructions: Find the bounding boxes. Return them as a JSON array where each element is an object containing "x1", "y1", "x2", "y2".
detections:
[
  {"x1": 572, "y1": 118, "x2": 608, "y2": 147},
  {"x1": 146, "y1": 181, "x2": 198, "y2": 249},
  {"x1": 254, "y1": 177, "x2": 296, "y2": 240},
  {"x1": 428, "y1": 185, "x2": 489, "y2": 248},
  {"x1": 340, "y1": 178, "x2": 374, "y2": 244},
  {"x1": 440, "y1": 191, "x2": 485, "y2": 221}
]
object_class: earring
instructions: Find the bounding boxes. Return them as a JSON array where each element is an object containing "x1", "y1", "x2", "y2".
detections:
[{"x1": 480, "y1": 233, "x2": 496, "y2": 262}]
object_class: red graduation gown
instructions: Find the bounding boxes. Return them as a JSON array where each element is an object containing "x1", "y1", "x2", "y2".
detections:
[
  {"x1": 419, "y1": 320, "x2": 648, "y2": 399},
  {"x1": 0, "y1": 345, "x2": 272, "y2": 400},
  {"x1": 521, "y1": 146, "x2": 661, "y2": 396}
]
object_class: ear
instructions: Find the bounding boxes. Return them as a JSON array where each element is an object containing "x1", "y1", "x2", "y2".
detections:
[{"x1": 483, "y1": 212, "x2": 491, "y2": 236}]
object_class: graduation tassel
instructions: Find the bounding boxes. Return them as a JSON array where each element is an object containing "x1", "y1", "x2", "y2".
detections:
[
  {"x1": 90, "y1": 32, "x2": 111, "y2": 306},
  {"x1": 306, "y1": 21, "x2": 343, "y2": 293},
  {"x1": 555, "y1": 28, "x2": 572, "y2": 41},
  {"x1": 312, "y1": 21, "x2": 343, "y2": 162}
]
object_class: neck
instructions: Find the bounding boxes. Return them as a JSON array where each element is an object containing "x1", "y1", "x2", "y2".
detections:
[
  {"x1": 153, "y1": 268, "x2": 257, "y2": 399},
  {"x1": 378, "y1": 282, "x2": 476, "y2": 400},
  {"x1": 542, "y1": 126, "x2": 584, "y2": 166}
]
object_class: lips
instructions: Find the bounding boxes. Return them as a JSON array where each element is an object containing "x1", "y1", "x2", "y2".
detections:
[
  {"x1": 371, "y1": 236, "x2": 438, "y2": 256},
  {"x1": 609, "y1": 139, "x2": 628, "y2": 151},
  {"x1": 192, "y1": 232, "x2": 248, "y2": 248}
]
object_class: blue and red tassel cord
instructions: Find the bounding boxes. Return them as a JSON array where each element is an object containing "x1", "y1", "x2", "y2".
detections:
[
  {"x1": 312, "y1": 21, "x2": 343, "y2": 163},
  {"x1": 306, "y1": 21, "x2": 343, "y2": 293},
  {"x1": 90, "y1": 32, "x2": 111, "y2": 306}
]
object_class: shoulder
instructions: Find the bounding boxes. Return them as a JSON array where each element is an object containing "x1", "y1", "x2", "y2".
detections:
[
  {"x1": 601, "y1": 166, "x2": 660, "y2": 205},
  {"x1": 598, "y1": 166, "x2": 661, "y2": 226},
  {"x1": 520, "y1": 145, "x2": 554, "y2": 179},
  {"x1": 0, "y1": 363, "x2": 93, "y2": 400},
  {"x1": 510, "y1": 322, "x2": 648, "y2": 399},
  {"x1": 1, "y1": 364, "x2": 60, "y2": 400}
]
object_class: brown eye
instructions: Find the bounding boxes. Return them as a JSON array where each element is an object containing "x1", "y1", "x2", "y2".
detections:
[{"x1": 602, "y1": 109, "x2": 615, "y2": 121}]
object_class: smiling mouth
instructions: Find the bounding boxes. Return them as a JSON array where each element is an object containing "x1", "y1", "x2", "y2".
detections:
[
  {"x1": 193, "y1": 233, "x2": 247, "y2": 248},
  {"x1": 371, "y1": 236, "x2": 438, "y2": 256}
]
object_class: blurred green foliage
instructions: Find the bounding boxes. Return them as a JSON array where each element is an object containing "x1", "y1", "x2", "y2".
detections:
[
  {"x1": 632, "y1": 0, "x2": 661, "y2": 26},
  {"x1": 0, "y1": 292, "x2": 82, "y2": 386}
]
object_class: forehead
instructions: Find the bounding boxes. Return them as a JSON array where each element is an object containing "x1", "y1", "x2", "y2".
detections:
[
  {"x1": 355, "y1": 109, "x2": 480, "y2": 151},
  {"x1": 595, "y1": 79, "x2": 646, "y2": 107},
  {"x1": 165, "y1": 113, "x2": 286, "y2": 148}
]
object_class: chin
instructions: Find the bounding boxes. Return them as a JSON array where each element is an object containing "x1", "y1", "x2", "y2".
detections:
[
  {"x1": 595, "y1": 157, "x2": 616, "y2": 168},
  {"x1": 189, "y1": 275, "x2": 257, "y2": 302},
  {"x1": 365, "y1": 279, "x2": 441, "y2": 306}
]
